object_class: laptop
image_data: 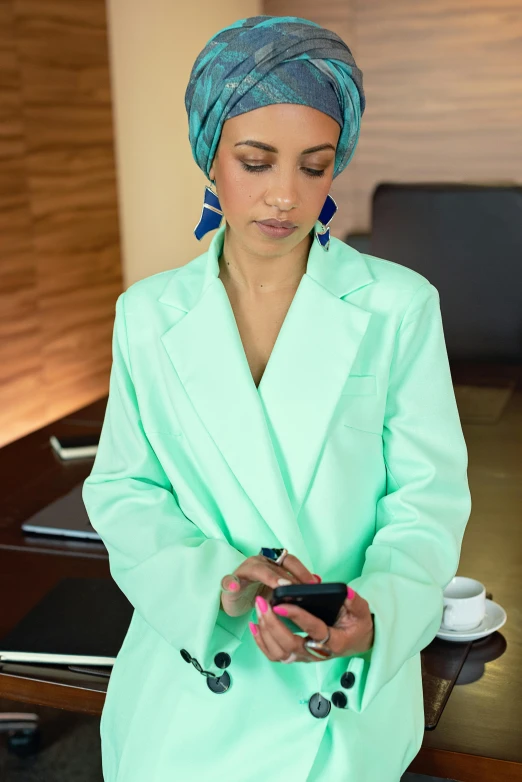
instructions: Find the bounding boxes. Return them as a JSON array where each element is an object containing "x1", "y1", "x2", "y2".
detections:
[{"x1": 21, "y1": 482, "x2": 101, "y2": 541}]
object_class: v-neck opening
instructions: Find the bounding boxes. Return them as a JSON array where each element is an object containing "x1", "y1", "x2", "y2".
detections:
[
  {"x1": 215, "y1": 274, "x2": 307, "y2": 398},
  {"x1": 206, "y1": 224, "x2": 335, "y2": 398}
]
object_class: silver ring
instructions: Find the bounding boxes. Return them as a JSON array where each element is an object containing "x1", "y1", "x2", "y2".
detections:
[
  {"x1": 259, "y1": 547, "x2": 288, "y2": 567},
  {"x1": 280, "y1": 652, "x2": 298, "y2": 664},
  {"x1": 303, "y1": 627, "x2": 333, "y2": 659}
]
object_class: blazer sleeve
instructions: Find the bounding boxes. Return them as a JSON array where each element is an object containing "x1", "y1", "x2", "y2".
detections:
[
  {"x1": 342, "y1": 282, "x2": 472, "y2": 713},
  {"x1": 82, "y1": 292, "x2": 253, "y2": 673}
]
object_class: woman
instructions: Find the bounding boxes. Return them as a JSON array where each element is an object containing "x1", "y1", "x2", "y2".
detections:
[{"x1": 82, "y1": 15, "x2": 472, "y2": 782}]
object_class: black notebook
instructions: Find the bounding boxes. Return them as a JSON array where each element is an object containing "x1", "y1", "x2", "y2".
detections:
[{"x1": 0, "y1": 577, "x2": 134, "y2": 667}]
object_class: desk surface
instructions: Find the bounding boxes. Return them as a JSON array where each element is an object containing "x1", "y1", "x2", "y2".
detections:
[
  {"x1": 413, "y1": 368, "x2": 522, "y2": 781},
  {"x1": 0, "y1": 397, "x2": 108, "y2": 560},
  {"x1": 1, "y1": 364, "x2": 520, "y2": 782}
]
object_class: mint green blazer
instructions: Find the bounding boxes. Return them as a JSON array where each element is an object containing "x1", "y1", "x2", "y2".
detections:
[{"x1": 82, "y1": 224, "x2": 471, "y2": 782}]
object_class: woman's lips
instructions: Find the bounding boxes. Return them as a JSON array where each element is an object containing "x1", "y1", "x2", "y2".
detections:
[{"x1": 255, "y1": 222, "x2": 297, "y2": 239}]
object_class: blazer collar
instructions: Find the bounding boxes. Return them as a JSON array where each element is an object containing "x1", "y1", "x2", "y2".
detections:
[
  {"x1": 160, "y1": 224, "x2": 374, "y2": 311},
  {"x1": 158, "y1": 225, "x2": 375, "y2": 571}
]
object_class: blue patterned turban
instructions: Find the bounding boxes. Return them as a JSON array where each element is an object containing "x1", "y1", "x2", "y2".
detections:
[{"x1": 185, "y1": 15, "x2": 365, "y2": 181}]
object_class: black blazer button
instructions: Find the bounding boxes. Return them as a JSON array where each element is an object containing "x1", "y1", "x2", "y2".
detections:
[
  {"x1": 308, "y1": 693, "x2": 331, "y2": 719},
  {"x1": 340, "y1": 671, "x2": 355, "y2": 689},
  {"x1": 214, "y1": 652, "x2": 231, "y2": 669},
  {"x1": 180, "y1": 649, "x2": 192, "y2": 664},
  {"x1": 332, "y1": 691, "x2": 348, "y2": 709},
  {"x1": 207, "y1": 670, "x2": 231, "y2": 694}
]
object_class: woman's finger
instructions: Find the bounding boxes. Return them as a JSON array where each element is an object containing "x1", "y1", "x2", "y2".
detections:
[
  {"x1": 333, "y1": 588, "x2": 375, "y2": 653},
  {"x1": 220, "y1": 553, "x2": 321, "y2": 617},
  {"x1": 220, "y1": 574, "x2": 240, "y2": 592},
  {"x1": 251, "y1": 595, "x2": 301, "y2": 662},
  {"x1": 339, "y1": 587, "x2": 370, "y2": 622},
  {"x1": 270, "y1": 603, "x2": 346, "y2": 658},
  {"x1": 220, "y1": 573, "x2": 262, "y2": 616},
  {"x1": 220, "y1": 565, "x2": 292, "y2": 617},
  {"x1": 233, "y1": 554, "x2": 319, "y2": 591},
  {"x1": 273, "y1": 603, "x2": 329, "y2": 640},
  {"x1": 274, "y1": 552, "x2": 320, "y2": 587}
]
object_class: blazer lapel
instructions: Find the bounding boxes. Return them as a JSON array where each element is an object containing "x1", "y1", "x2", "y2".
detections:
[
  {"x1": 158, "y1": 226, "x2": 375, "y2": 570},
  {"x1": 158, "y1": 227, "x2": 313, "y2": 568},
  {"x1": 257, "y1": 234, "x2": 376, "y2": 518}
]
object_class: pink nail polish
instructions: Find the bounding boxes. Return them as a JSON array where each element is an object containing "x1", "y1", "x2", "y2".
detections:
[
  {"x1": 249, "y1": 621, "x2": 258, "y2": 636},
  {"x1": 255, "y1": 595, "x2": 268, "y2": 613},
  {"x1": 347, "y1": 586, "x2": 355, "y2": 600},
  {"x1": 228, "y1": 581, "x2": 239, "y2": 591},
  {"x1": 273, "y1": 605, "x2": 288, "y2": 616},
  {"x1": 313, "y1": 574, "x2": 322, "y2": 583}
]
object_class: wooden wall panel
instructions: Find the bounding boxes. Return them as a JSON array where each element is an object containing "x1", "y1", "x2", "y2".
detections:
[
  {"x1": 263, "y1": 0, "x2": 522, "y2": 238},
  {"x1": 0, "y1": 0, "x2": 123, "y2": 447},
  {"x1": 0, "y1": 0, "x2": 46, "y2": 443}
]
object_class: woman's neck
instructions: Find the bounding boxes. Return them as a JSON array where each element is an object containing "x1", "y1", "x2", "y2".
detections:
[{"x1": 218, "y1": 224, "x2": 312, "y2": 294}]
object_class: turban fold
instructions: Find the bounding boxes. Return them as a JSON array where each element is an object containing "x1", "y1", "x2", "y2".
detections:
[{"x1": 185, "y1": 15, "x2": 365, "y2": 180}]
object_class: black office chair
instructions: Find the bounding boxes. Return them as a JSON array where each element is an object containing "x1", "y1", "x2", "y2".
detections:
[
  {"x1": 346, "y1": 183, "x2": 522, "y2": 363},
  {"x1": 343, "y1": 232, "x2": 371, "y2": 255}
]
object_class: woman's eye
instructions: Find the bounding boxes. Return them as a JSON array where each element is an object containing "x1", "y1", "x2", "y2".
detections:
[
  {"x1": 240, "y1": 162, "x2": 325, "y2": 178},
  {"x1": 240, "y1": 162, "x2": 269, "y2": 173}
]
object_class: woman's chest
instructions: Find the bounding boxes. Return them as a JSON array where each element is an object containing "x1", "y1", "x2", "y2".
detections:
[
  {"x1": 134, "y1": 281, "x2": 389, "y2": 558},
  {"x1": 224, "y1": 284, "x2": 299, "y2": 388}
]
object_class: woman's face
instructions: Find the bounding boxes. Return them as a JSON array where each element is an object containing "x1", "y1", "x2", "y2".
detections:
[{"x1": 208, "y1": 103, "x2": 341, "y2": 257}]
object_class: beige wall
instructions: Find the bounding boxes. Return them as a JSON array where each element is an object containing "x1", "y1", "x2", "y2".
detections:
[
  {"x1": 264, "y1": 0, "x2": 522, "y2": 239},
  {"x1": 107, "y1": 0, "x2": 260, "y2": 288}
]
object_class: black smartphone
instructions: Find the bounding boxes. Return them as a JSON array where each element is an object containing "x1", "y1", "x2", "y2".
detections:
[{"x1": 271, "y1": 582, "x2": 347, "y2": 627}]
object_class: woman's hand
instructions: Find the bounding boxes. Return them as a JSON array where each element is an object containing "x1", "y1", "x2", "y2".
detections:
[
  {"x1": 220, "y1": 553, "x2": 320, "y2": 618},
  {"x1": 249, "y1": 586, "x2": 374, "y2": 663}
]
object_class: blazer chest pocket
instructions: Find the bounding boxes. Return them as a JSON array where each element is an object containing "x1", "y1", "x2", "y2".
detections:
[
  {"x1": 340, "y1": 374, "x2": 382, "y2": 436},
  {"x1": 147, "y1": 428, "x2": 183, "y2": 439},
  {"x1": 142, "y1": 414, "x2": 183, "y2": 440}
]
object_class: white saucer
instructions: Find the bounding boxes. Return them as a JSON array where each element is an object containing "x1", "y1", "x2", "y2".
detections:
[{"x1": 436, "y1": 599, "x2": 507, "y2": 642}]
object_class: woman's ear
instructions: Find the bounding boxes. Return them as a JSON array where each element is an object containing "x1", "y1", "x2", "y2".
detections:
[
  {"x1": 209, "y1": 149, "x2": 220, "y2": 183},
  {"x1": 209, "y1": 158, "x2": 215, "y2": 183}
]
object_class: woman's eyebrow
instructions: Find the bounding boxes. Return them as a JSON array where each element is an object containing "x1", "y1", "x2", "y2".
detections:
[{"x1": 234, "y1": 140, "x2": 335, "y2": 154}]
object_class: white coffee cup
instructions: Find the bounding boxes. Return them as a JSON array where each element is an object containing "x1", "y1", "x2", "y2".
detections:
[{"x1": 441, "y1": 577, "x2": 486, "y2": 632}]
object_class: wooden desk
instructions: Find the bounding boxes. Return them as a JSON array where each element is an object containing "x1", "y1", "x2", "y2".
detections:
[
  {"x1": 0, "y1": 397, "x2": 107, "y2": 560},
  {"x1": 409, "y1": 364, "x2": 522, "y2": 782},
  {"x1": 0, "y1": 549, "x2": 108, "y2": 714},
  {"x1": 0, "y1": 369, "x2": 520, "y2": 781}
]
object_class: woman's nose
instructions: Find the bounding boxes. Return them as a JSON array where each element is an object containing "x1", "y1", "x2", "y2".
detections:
[{"x1": 264, "y1": 175, "x2": 299, "y2": 211}]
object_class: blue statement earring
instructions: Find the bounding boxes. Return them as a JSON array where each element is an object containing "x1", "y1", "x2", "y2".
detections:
[
  {"x1": 314, "y1": 194, "x2": 338, "y2": 251},
  {"x1": 194, "y1": 184, "x2": 337, "y2": 248},
  {"x1": 194, "y1": 182, "x2": 223, "y2": 240}
]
